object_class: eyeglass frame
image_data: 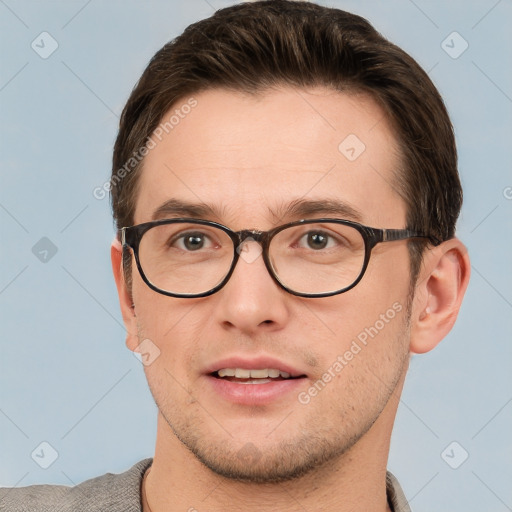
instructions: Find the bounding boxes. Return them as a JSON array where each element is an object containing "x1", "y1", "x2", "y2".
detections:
[{"x1": 121, "y1": 218, "x2": 441, "y2": 299}]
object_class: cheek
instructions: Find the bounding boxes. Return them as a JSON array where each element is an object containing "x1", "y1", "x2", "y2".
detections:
[
  {"x1": 133, "y1": 270, "x2": 191, "y2": 336},
  {"x1": 302, "y1": 301, "x2": 409, "y2": 420},
  {"x1": 309, "y1": 298, "x2": 408, "y2": 364},
  {"x1": 132, "y1": 282, "x2": 203, "y2": 371},
  {"x1": 303, "y1": 246, "x2": 411, "y2": 365},
  {"x1": 362, "y1": 243, "x2": 412, "y2": 305}
]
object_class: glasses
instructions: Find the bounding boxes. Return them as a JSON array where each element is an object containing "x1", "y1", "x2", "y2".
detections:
[{"x1": 121, "y1": 218, "x2": 440, "y2": 298}]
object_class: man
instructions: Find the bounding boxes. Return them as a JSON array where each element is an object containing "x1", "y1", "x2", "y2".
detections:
[{"x1": 0, "y1": 1, "x2": 470, "y2": 510}]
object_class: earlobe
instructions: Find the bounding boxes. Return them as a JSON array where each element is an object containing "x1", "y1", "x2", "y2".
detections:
[
  {"x1": 409, "y1": 238, "x2": 470, "y2": 354},
  {"x1": 111, "y1": 238, "x2": 139, "y2": 351}
]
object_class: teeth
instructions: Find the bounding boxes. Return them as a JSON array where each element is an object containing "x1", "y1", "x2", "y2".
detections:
[
  {"x1": 216, "y1": 368, "x2": 293, "y2": 379},
  {"x1": 217, "y1": 368, "x2": 236, "y2": 377},
  {"x1": 248, "y1": 369, "x2": 268, "y2": 378}
]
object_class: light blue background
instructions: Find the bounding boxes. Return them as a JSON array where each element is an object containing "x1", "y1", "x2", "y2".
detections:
[{"x1": 1, "y1": 1, "x2": 511, "y2": 511}]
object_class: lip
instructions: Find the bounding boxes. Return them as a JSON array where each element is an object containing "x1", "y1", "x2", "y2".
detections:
[
  {"x1": 205, "y1": 375, "x2": 305, "y2": 405},
  {"x1": 203, "y1": 355, "x2": 308, "y2": 406}
]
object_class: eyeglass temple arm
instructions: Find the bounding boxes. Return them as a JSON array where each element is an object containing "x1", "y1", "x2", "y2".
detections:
[
  {"x1": 120, "y1": 228, "x2": 128, "y2": 247},
  {"x1": 381, "y1": 228, "x2": 442, "y2": 246}
]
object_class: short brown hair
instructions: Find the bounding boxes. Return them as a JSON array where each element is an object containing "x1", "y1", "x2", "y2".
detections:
[{"x1": 111, "y1": 0, "x2": 461, "y2": 286}]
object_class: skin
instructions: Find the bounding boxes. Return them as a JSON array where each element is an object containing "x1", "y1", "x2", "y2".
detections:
[{"x1": 111, "y1": 86, "x2": 470, "y2": 511}]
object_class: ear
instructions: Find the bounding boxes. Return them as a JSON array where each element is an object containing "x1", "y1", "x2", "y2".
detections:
[
  {"x1": 111, "y1": 238, "x2": 139, "y2": 352},
  {"x1": 409, "y1": 238, "x2": 470, "y2": 354}
]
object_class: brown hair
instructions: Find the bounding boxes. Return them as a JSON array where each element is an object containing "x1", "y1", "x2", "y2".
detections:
[{"x1": 111, "y1": 0, "x2": 461, "y2": 286}]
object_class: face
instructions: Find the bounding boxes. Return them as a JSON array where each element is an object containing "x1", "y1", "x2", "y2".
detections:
[{"x1": 125, "y1": 87, "x2": 413, "y2": 482}]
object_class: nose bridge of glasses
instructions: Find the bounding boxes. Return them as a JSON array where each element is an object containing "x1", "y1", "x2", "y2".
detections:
[
  {"x1": 233, "y1": 229, "x2": 269, "y2": 265},
  {"x1": 235, "y1": 229, "x2": 267, "y2": 246}
]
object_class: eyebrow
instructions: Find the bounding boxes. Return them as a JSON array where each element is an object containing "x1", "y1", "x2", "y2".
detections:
[
  {"x1": 271, "y1": 198, "x2": 364, "y2": 223},
  {"x1": 151, "y1": 198, "x2": 364, "y2": 224},
  {"x1": 151, "y1": 199, "x2": 223, "y2": 221}
]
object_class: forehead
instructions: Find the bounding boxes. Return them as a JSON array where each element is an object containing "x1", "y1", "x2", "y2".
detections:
[{"x1": 135, "y1": 86, "x2": 406, "y2": 228}]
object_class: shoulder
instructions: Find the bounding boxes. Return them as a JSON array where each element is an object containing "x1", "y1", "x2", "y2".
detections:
[
  {"x1": 0, "y1": 458, "x2": 152, "y2": 512},
  {"x1": 386, "y1": 470, "x2": 412, "y2": 512}
]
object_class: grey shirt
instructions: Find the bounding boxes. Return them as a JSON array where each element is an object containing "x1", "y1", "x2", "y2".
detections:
[{"x1": 0, "y1": 458, "x2": 411, "y2": 511}]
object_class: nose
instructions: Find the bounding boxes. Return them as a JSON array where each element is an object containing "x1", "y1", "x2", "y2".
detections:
[{"x1": 213, "y1": 239, "x2": 291, "y2": 335}]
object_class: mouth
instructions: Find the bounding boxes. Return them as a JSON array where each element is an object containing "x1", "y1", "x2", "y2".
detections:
[
  {"x1": 211, "y1": 367, "x2": 306, "y2": 385},
  {"x1": 204, "y1": 357, "x2": 308, "y2": 405}
]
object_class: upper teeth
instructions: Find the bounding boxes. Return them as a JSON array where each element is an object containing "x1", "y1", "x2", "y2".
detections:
[{"x1": 217, "y1": 368, "x2": 291, "y2": 379}]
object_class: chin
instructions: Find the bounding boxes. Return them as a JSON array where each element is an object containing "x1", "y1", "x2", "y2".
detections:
[{"x1": 174, "y1": 427, "x2": 361, "y2": 484}]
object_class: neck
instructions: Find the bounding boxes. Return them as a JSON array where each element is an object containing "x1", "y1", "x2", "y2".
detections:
[{"x1": 144, "y1": 410, "x2": 396, "y2": 512}]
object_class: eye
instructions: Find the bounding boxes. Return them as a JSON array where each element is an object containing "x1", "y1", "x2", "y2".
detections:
[
  {"x1": 298, "y1": 231, "x2": 337, "y2": 250},
  {"x1": 172, "y1": 231, "x2": 215, "y2": 251}
]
